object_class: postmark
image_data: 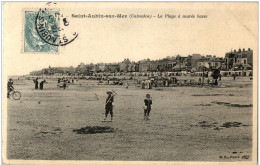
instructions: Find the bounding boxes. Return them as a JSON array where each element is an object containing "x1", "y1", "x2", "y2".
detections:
[{"x1": 35, "y1": 8, "x2": 78, "y2": 47}]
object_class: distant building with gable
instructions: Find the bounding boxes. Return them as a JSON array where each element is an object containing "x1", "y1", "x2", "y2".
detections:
[
  {"x1": 225, "y1": 48, "x2": 253, "y2": 70},
  {"x1": 120, "y1": 58, "x2": 131, "y2": 72}
]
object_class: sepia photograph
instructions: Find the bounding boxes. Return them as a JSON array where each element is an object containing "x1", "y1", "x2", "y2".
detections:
[{"x1": 2, "y1": 2, "x2": 258, "y2": 165}]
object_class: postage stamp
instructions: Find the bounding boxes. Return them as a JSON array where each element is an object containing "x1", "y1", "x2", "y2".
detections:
[
  {"x1": 24, "y1": 10, "x2": 59, "y2": 53},
  {"x1": 24, "y1": 8, "x2": 79, "y2": 53}
]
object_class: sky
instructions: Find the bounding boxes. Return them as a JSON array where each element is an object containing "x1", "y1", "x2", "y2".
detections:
[{"x1": 3, "y1": 2, "x2": 258, "y2": 75}]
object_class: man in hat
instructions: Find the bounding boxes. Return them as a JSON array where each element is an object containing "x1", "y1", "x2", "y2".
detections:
[
  {"x1": 104, "y1": 91, "x2": 114, "y2": 121},
  {"x1": 143, "y1": 94, "x2": 152, "y2": 120}
]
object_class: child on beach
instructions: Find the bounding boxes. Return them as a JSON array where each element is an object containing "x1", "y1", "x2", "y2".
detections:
[
  {"x1": 104, "y1": 91, "x2": 114, "y2": 121},
  {"x1": 143, "y1": 94, "x2": 152, "y2": 120}
]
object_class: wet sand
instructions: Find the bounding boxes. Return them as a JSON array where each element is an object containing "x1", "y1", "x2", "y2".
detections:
[{"x1": 6, "y1": 77, "x2": 252, "y2": 161}]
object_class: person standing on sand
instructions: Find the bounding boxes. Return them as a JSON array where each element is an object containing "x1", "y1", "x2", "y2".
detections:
[
  {"x1": 233, "y1": 74, "x2": 237, "y2": 80},
  {"x1": 147, "y1": 79, "x2": 151, "y2": 89},
  {"x1": 165, "y1": 79, "x2": 168, "y2": 87},
  {"x1": 143, "y1": 94, "x2": 152, "y2": 120},
  {"x1": 63, "y1": 80, "x2": 67, "y2": 89},
  {"x1": 34, "y1": 78, "x2": 39, "y2": 89},
  {"x1": 163, "y1": 79, "x2": 166, "y2": 87},
  {"x1": 104, "y1": 91, "x2": 114, "y2": 121},
  {"x1": 146, "y1": 80, "x2": 149, "y2": 89},
  {"x1": 39, "y1": 80, "x2": 47, "y2": 90},
  {"x1": 141, "y1": 80, "x2": 145, "y2": 89},
  {"x1": 154, "y1": 80, "x2": 158, "y2": 87}
]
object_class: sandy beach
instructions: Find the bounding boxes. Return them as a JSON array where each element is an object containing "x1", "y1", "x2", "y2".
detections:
[{"x1": 6, "y1": 76, "x2": 252, "y2": 161}]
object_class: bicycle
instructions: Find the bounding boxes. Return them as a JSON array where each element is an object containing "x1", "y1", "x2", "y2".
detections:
[{"x1": 9, "y1": 90, "x2": 21, "y2": 100}]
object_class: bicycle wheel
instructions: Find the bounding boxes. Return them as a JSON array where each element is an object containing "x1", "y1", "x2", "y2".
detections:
[{"x1": 12, "y1": 91, "x2": 21, "y2": 100}]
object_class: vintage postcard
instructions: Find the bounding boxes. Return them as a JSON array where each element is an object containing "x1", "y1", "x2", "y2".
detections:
[{"x1": 2, "y1": 2, "x2": 258, "y2": 165}]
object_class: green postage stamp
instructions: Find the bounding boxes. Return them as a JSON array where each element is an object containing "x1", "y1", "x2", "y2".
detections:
[{"x1": 24, "y1": 9, "x2": 59, "y2": 53}]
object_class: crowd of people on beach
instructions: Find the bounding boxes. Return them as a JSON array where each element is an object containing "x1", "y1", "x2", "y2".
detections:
[
  {"x1": 7, "y1": 72, "x2": 253, "y2": 123},
  {"x1": 141, "y1": 79, "x2": 153, "y2": 89},
  {"x1": 58, "y1": 77, "x2": 75, "y2": 84},
  {"x1": 33, "y1": 77, "x2": 77, "y2": 90},
  {"x1": 57, "y1": 77, "x2": 75, "y2": 89},
  {"x1": 29, "y1": 73, "x2": 223, "y2": 92}
]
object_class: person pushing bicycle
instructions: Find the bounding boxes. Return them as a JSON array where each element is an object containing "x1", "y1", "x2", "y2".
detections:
[{"x1": 7, "y1": 78, "x2": 14, "y2": 98}]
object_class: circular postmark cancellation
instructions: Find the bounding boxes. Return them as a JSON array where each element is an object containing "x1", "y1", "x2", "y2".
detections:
[{"x1": 35, "y1": 8, "x2": 78, "y2": 46}]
